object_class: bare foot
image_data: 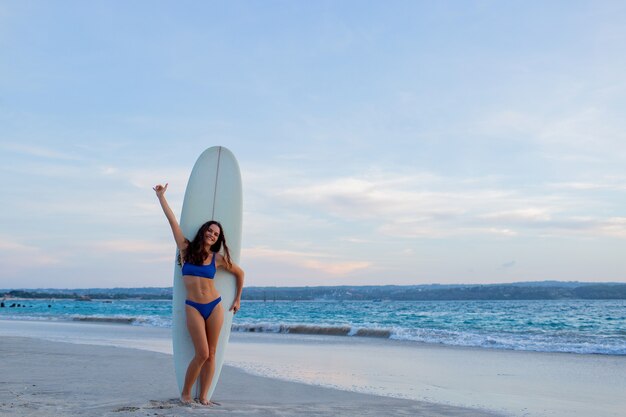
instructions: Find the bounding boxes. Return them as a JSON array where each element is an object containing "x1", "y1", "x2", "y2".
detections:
[
  {"x1": 198, "y1": 398, "x2": 220, "y2": 406},
  {"x1": 180, "y1": 394, "x2": 193, "y2": 405}
]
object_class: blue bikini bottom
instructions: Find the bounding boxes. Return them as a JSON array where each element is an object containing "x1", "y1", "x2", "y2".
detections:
[{"x1": 185, "y1": 297, "x2": 222, "y2": 320}]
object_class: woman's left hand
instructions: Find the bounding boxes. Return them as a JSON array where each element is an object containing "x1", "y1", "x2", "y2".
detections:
[{"x1": 230, "y1": 298, "x2": 241, "y2": 314}]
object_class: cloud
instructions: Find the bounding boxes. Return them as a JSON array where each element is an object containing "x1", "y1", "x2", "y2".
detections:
[
  {"x1": 276, "y1": 173, "x2": 469, "y2": 220},
  {"x1": 596, "y1": 217, "x2": 626, "y2": 238},
  {"x1": 476, "y1": 110, "x2": 538, "y2": 136},
  {"x1": 300, "y1": 259, "x2": 371, "y2": 275},
  {"x1": 547, "y1": 180, "x2": 626, "y2": 191},
  {"x1": 262, "y1": 171, "x2": 626, "y2": 241},
  {"x1": 1, "y1": 160, "x2": 85, "y2": 177},
  {"x1": 476, "y1": 104, "x2": 626, "y2": 159},
  {"x1": 487, "y1": 228, "x2": 518, "y2": 237},
  {"x1": 90, "y1": 240, "x2": 171, "y2": 254},
  {"x1": 538, "y1": 107, "x2": 622, "y2": 150},
  {"x1": 99, "y1": 165, "x2": 189, "y2": 190},
  {"x1": 500, "y1": 260, "x2": 516, "y2": 269},
  {"x1": 244, "y1": 246, "x2": 371, "y2": 275},
  {"x1": 274, "y1": 173, "x2": 511, "y2": 227},
  {"x1": 0, "y1": 237, "x2": 64, "y2": 272},
  {"x1": 377, "y1": 222, "x2": 519, "y2": 239},
  {"x1": 100, "y1": 166, "x2": 119, "y2": 175},
  {"x1": 1, "y1": 143, "x2": 83, "y2": 161},
  {"x1": 339, "y1": 237, "x2": 374, "y2": 244},
  {"x1": 480, "y1": 208, "x2": 553, "y2": 223}
]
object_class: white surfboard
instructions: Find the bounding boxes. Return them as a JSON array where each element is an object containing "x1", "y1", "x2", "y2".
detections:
[{"x1": 172, "y1": 146, "x2": 242, "y2": 400}]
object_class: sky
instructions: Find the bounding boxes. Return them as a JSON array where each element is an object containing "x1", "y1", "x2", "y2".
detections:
[{"x1": 1, "y1": 1, "x2": 625, "y2": 289}]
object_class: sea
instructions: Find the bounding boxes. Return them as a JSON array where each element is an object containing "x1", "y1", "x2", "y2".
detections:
[{"x1": 1, "y1": 298, "x2": 624, "y2": 355}]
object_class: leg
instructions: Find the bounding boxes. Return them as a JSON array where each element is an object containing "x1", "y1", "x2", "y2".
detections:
[
  {"x1": 198, "y1": 302, "x2": 224, "y2": 405},
  {"x1": 181, "y1": 304, "x2": 210, "y2": 404}
]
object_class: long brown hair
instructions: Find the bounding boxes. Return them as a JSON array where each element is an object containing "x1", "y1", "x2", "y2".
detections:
[{"x1": 180, "y1": 220, "x2": 232, "y2": 268}]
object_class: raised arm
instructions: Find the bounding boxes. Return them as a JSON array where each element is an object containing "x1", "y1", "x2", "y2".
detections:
[{"x1": 153, "y1": 183, "x2": 187, "y2": 251}]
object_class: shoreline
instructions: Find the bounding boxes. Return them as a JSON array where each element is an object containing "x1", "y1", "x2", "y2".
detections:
[
  {"x1": 1, "y1": 313, "x2": 625, "y2": 356},
  {"x1": 1, "y1": 335, "x2": 500, "y2": 417},
  {"x1": 2, "y1": 319, "x2": 625, "y2": 416}
]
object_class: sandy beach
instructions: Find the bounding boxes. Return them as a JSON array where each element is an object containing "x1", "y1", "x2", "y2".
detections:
[
  {"x1": 1, "y1": 319, "x2": 625, "y2": 416},
  {"x1": 0, "y1": 335, "x2": 497, "y2": 417}
]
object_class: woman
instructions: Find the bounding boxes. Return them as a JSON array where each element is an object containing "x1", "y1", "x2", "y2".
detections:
[{"x1": 154, "y1": 183, "x2": 244, "y2": 406}]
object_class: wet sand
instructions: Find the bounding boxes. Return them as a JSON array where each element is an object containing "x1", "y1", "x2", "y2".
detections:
[
  {"x1": 0, "y1": 336, "x2": 499, "y2": 417},
  {"x1": 1, "y1": 319, "x2": 625, "y2": 416}
]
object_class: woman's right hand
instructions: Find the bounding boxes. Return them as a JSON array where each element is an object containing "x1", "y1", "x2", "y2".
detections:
[
  {"x1": 154, "y1": 183, "x2": 186, "y2": 249},
  {"x1": 153, "y1": 183, "x2": 168, "y2": 197}
]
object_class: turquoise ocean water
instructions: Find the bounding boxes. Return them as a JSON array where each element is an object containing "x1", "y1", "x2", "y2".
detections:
[{"x1": 1, "y1": 298, "x2": 624, "y2": 355}]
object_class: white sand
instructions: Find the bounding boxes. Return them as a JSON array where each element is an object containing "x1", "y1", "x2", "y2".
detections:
[
  {"x1": 2, "y1": 319, "x2": 625, "y2": 416},
  {"x1": 0, "y1": 335, "x2": 496, "y2": 416}
]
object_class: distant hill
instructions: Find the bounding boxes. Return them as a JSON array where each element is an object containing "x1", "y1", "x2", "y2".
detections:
[
  {"x1": 2, "y1": 281, "x2": 626, "y2": 301},
  {"x1": 1, "y1": 287, "x2": 172, "y2": 300},
  {"x1": 242, "y1": 282, "x2": 626, "y2": 301}
]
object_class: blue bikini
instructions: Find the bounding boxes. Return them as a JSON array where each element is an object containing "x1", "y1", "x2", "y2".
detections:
[
  {"x1": 181, "y1": 253, "x2": 216, "y2": 278},
  {"x1": 182, "y1": 253, "x2": 222, "y2": 320},
  {"x1": 185, "y1": 297, "x2": 222, "y2": 320}
]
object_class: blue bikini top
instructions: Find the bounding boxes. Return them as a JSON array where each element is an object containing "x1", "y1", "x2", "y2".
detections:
[{"x1": 182, "y1": 252, "x2": 216, "y2": 279}]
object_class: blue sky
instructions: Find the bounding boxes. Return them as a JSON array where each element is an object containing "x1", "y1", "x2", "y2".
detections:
[{"x1": 1, "y1": 1, "x2": 625, "y2": 288}]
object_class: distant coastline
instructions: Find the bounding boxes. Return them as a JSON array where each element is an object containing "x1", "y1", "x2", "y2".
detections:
[
  {"x1": 1, "y1": 287, "x2": 172, "y2": 301},
  {"x1": 2, "y1": 281, "x2": 626, "y2": 301}
]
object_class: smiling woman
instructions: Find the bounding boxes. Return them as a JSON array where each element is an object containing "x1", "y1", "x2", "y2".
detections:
[{"x1": 154, "y1": 181, "x2": 244, "y2": 406}]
